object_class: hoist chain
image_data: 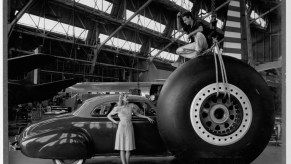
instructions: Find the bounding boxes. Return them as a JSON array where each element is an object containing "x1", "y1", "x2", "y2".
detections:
[{"x1": 210, "y1": 0, "x2": 217, "y2": 31}]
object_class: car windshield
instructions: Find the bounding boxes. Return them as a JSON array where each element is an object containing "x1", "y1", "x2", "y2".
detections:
[{"x1": 73, "y1": 100, "x2": 90, "y2": 116}]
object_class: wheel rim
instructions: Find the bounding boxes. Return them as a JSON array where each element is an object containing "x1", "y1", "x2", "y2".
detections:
[
  {"x1": 190, "y1": 83, "x2": 252, "y2": 146},
  {"x1": 54, "y1": 159, "x2": 84, "y2": 164}
]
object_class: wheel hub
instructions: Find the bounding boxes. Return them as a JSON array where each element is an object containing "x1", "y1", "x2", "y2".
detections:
[
  {"x1": 210, "y1": 104, "x2": 229, "y2": 124},
  {"x1": 190, "y1": 83, "x2": 252, "y2": 146}
]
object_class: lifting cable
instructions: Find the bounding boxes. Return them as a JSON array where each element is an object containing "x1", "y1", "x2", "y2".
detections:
[
  {"x1": 210, "y1": 39, "x2": 230, "y2": 100},
  {"x1": 209, "y1": 0, "x2": 230, "y2": 100}
]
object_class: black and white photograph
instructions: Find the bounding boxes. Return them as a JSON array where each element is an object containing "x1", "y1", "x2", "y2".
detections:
[{"x1": 2, "y1": 0, "x2": 287, "y2": 164}]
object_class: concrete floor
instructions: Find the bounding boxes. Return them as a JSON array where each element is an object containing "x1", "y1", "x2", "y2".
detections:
[{"x1": 8, "y1": 143, "x2": 283, "y2": 164}]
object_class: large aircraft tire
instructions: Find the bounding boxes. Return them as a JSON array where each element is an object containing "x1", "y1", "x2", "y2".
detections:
[{"x1": 157, "y1": 55, "x2": 275, "y2": 163}]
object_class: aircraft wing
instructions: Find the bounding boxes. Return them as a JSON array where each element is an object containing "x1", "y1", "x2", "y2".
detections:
[
  {"x1": 8, "y1": 78, "x2": 78, "y2": 105},
  {"x1": 8, "y1": 53, "x2": 56, "y2": 77}
]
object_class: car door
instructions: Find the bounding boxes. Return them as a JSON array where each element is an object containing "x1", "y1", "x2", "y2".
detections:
[
  {"x1": 87, "y1": 101, "x2": 117, "y2": 154},
  {"x1": 130, "y1": 100, "x2": 167, "y2": 155}
]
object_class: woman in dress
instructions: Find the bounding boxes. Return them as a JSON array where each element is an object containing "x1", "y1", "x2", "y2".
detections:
[{"x1": 107, "y1": 93, "x2": 154, "y2": 164}]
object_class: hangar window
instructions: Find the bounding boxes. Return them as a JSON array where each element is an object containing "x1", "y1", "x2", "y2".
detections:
[
  {"x1": 99, "y1": 33, "x2": 142, "y2": 52},
  {"x1": 150, "y1": 48, "x2": 179, "y2": 62},
  {"x1": 126, "y1": 10, "x2": 166, "y2": 33},
  {"x1": 198, "y1": 9, "x2": 224, "y2": 29},
  {"x1": 250, "y1": 10, "x2": 267, "y2": 28},
  {"x1": 172, "y1": 30, "x2": 188, "y2": 42},
  {"x1": 246, "y1": 4, "x2": 267, "y2": 29},
  {"x1": 17, "y1": 13, "x2": 89, "y2": 40},
  {"x1": 170, "y1": 0, "x2": 193, "y2": 10},
  {"x1": 76, "y1": 0, "x2": 113, "y2": 14}
]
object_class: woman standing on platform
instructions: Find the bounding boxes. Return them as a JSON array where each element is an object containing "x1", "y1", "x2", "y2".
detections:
[{"x1": 107, "y1": 93, "x2": 154, "y2": 164}]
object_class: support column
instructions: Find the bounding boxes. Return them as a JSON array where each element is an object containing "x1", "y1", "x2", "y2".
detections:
[
  {"x1": 85, "y1": 22, "x2": 98, "y2": 46},
  {"x1": 111, "y1": 0, "x2": 126, "y2": 19},
  {"x1": 123, "y1": 0, "x2": 127, "y2": 20},
  {"x1": 89, "y1": 23, "x2": 100, "y2": 74},
  {"x1": 242, "y1": 0, "x2": 254, "y2": 66},
  {"x1": 162, "y1": 19, "x2": 174, "y2": 38},
  {"x1": 139, "y1": 38, "x2": 151, "y2": 57},
  {"x1": 30, "y1": 46, "x2": 42, "y2": 84}
]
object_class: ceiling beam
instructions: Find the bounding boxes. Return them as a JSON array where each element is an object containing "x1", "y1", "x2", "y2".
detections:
[
  {"x1": 99, "y1": 0, "x2": 153, "y2": 49},
  {"x1": 49, "y1": 0, "x2": 186, "y2": 46},
  {"x1": 8, "y1": 0, "x2": 38, "y2": 36},
  {"x1": 201, "y1": 0, "x2": 232, "y2": 20},
  {"x1": 12, "y1": 28, "x2": 175, "y2": 67},
  {"x1": 13, "y1": 28, "x2": 147, "y2": 60},
  {"x1": 40, "y1": 70, "x2": 119, "y2": 80},
  {"x1": 90, "y1": 0, "x2": 153, "y2": 74},
  {"x1": 12, "y1": 49, "x2": 147, "y2": 72}
]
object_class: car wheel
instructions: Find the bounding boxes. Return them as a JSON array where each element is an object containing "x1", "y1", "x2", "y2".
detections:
[
  {"x1": 157, "y1": 55, "x2": 274, "y2": 163},
  {"x1": 53, "y1": 159, "x2": 85, "y2": 164}
]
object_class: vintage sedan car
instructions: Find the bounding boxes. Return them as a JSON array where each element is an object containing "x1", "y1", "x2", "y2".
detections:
[{"x1": 17, "y1": 95, "x2": 167, "y2": 164}]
